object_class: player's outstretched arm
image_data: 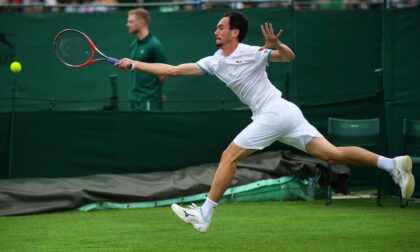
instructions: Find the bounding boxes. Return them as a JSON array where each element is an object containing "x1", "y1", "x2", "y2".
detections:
[
  {"x1": 259, "y1": 22, "x2": 295, "y2": 62},
  {"x1": 115, "y1": 59, "x2": 205, "y2": 77}
]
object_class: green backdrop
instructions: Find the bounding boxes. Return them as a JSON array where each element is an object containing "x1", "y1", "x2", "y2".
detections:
[
  {"x1": 382, "y1": 7, "x2": 420, "y2": 155},
  {"x1": 0, "y1": 7, "x2": 419, "y2": 179},
  {"x1": 1, "y1": 8, "x2": 381, "y2": 111},
  {"x1": 0, "y1": 110, "x2": 252, "y2": 178}
]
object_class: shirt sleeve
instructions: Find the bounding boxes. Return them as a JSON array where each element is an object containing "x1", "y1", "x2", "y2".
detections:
[
  {"x1": 252, "y1": 46, "x2": 272, "y2": 67},
  {"x1": 196, "y1": 56, "x2": 214, "y2": 76}
]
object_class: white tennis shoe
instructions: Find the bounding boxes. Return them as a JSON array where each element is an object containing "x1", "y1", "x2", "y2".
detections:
[
  {"x1": 171, "y1": 203, "x2": 210, "y2": 233},
  {"x1": 392, "y1": 156, "x2": 415, "y2": 199}
]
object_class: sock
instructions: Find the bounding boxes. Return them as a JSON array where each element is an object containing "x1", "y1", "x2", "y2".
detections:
[
  {"x1": 201, "y1": 197, "x2": 218, "y2": 221},
  {"x1": 377, "y1": 156, "x2": 395, "y2": 174}
]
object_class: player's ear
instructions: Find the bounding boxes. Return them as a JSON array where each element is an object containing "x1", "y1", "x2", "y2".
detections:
[
  {"x1": 139, "y1": 18, "x2": 147, "y2": 27},
  {"x1": 231, "y1": 28, "x2": 240, "y2": 40}
]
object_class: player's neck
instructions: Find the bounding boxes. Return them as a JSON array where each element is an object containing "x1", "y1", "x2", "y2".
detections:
[
  {"x1": 137, "y1": 28, "x2": 149, "y2": 41},
  {"x1": 221, "y1": 41, "x2": 239, "y2": 57}
]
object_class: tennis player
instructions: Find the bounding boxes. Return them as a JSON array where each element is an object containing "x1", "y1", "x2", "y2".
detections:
[{"x1": 115, "y1": 11, "x2": 415, "y2": 233}]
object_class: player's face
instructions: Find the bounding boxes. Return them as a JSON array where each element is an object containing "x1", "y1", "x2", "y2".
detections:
[
  {"x1": 127, "y1": 14, "x2": 142, "y2": 34},
  {"x1": 214, "y1": 17, "x2": 237, "y2": 48}
]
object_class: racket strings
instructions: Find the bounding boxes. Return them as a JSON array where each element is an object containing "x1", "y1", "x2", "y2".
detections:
[{"x1": 54, "y1": 30, "x2": 93, "y2": 67}]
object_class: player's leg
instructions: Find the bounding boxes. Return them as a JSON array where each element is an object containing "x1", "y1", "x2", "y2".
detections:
[
  {"x1": 208, "y1": 142, "x2": 256, "y2": 201},
  {"x1": 305, "y1": 137, "x2": 379, "y2": 166},
  {"x1": 272, "y1": 98, "x2": 415, "y2": 199},
  {"x1": 171, "y1": 113, "x2": 278, "y2": 233},
  {"x1": 171, "y1": 142, "x2": 255, "y2": 233},
  {"x1": 200, "y1": 143, "x2": 255, "y2": 227},
  {"x1": 305, "y1": 136, "x2": 415, "y2": 199}
]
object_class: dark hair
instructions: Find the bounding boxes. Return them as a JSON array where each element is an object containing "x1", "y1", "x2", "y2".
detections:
[{"x1": 224, "y1": 11, "x2": 248, "y2": 42}]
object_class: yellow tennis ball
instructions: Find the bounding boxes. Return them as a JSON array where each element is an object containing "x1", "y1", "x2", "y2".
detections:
[{"x1": 10, "y1": 61, "x2": 22, "y2": 73}]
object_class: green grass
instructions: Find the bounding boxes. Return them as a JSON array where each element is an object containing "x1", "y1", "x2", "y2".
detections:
[{"x1": 1, "y1": 199, "x2": 420, "y2": 251}]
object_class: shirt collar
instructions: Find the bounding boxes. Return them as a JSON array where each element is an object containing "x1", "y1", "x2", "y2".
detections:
[{"x1": 138, "y1": 33, "x2": 152, "y2": 44}]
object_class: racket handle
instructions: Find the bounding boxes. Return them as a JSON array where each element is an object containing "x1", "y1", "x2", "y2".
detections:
[
  {"x1": 107, "y1": 57, "x2": 132, "y2": 70},
  {"x1": 107, "y1": 57, "x2": 119, "y2": 64}
]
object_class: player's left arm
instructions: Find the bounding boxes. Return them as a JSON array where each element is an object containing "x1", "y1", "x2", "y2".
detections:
[{"x1": 259, "y1": 22, "x2": 295, "y2": 62}]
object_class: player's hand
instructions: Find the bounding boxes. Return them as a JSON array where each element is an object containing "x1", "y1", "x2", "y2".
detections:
[
  {"x1": 259, "y1": 22, "x2": 283, "y2": 51},
  {"x1": 115, "y1": 58, "x2": 134, "y2": 71}
]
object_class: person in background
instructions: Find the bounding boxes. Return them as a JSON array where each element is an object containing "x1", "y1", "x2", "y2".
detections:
[{"x1": 127, "y1": 8, "x2": 167, "y2": 111}]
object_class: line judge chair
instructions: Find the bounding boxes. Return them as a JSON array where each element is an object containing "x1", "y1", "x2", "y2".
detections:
[
  {"x1": 326, "y1": 117, "x2": 382, "y2": 206},
  {"x1": 401, "y1": 118, "x2": 420, "y2": 207}
]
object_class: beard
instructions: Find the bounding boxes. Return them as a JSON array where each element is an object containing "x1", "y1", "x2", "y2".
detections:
[{"x1": 215, "y1": 38, "x2": 222, "y2": 48}]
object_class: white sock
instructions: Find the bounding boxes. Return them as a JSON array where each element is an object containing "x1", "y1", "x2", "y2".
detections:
[
  {"x1": 201, "y1": 197, "x2": 218, "y2": 221},
  {"x1": 377, "y1": 156, "x2": 395, "y2": 174}
]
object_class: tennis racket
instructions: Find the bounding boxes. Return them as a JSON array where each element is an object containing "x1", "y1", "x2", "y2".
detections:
[{"x1": 53, "y1": 29, "x2": 132, "y2": 69}]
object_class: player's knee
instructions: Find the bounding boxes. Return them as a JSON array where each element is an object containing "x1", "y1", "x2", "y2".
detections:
[
  {"x1": 220, "y1": 150, "x2": 238, "y2": 167},
  {"x1": 328, "y1": 148, "x2": 346, "y2": 164},
  {"x1": 317, "y1": 147, "x2": 344, "y2": 164}
]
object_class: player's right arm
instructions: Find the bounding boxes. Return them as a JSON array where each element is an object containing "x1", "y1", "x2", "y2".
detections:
[{"x1": 115, "y1": 59, "x2": 205, "y2": 77}]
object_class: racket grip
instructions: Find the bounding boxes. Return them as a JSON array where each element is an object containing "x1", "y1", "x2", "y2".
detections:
[
  {"x1": 107, "y1": 57, "x2": 119, "y2": 64},
  {"x1": 108, "y1": 57, "x2": 132, "y2": 70}
]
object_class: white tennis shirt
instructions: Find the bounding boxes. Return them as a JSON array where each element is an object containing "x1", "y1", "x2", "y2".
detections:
[{"x1": 196, "y1": 43, "x2": 282, "y2": 113}]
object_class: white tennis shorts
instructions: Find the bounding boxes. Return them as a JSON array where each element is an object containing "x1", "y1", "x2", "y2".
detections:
[{"x1": 233, "y1": 98, "x2": 323, "y2": 152}]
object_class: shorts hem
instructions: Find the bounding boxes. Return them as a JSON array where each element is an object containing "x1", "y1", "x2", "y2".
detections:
[{"x1": 233, "y1": 140, "x2": 264, "y2": 151}]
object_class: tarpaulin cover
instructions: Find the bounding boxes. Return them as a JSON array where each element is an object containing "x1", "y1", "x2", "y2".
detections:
[{"x1": 0, "y1": 151, "x2": 350, "y2": 216}]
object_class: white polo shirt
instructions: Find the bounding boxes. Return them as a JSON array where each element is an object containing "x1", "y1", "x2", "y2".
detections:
[
  {"x1": 196, "y1": 43, "x2": 282, "y2": 114},
  {"x1": 196, "y1": 43, "x2": 322, "y2": 151}
]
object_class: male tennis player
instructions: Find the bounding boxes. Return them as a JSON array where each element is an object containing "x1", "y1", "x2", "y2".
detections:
[{"x1": 116, "y1": 11, "x2": 415, "y2": 233}]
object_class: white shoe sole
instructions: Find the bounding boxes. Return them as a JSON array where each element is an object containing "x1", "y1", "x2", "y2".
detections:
[
  {"x1": 171, "y1": 204, "x2": 189, "y2": 223},
  {"x1": 171, "y1": 204, "x2": 209, "y2": 233},
  {"x1": 401, "y1": 156, "x2": 415, "y2": 199}
]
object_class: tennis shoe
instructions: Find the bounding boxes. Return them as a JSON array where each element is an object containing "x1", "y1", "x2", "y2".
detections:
[
  {"x1": 171, "y1": 203, "x2": 210, "y2": 233},
  {"x1": 392, "y1": 156, "x2": 415, "y2": 199}
]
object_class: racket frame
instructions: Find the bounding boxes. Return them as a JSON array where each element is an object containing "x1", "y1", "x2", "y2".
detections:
[{"x1": 53, "y1": 29, "x2": 118, "y2": 68}]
